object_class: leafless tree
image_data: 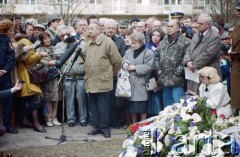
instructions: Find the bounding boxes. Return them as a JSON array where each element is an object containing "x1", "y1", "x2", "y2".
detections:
[
  {"x1": 50, "y1": 0, "x2": 90, "y2": 25},
  {"x1": 198, "y1": 0, "x2": 239, "y2": 23}
]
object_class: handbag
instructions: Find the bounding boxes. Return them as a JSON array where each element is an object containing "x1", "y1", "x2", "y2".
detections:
[
  {"x1": 115, "y1": 69, "x2": 131, "y2": 98},
  {"x1": 27, "y1": 63, "x2": 48, "y2": 84},
  {"x1": 142, "y1": 49, "x2": 157, "y2": 91},
  {"x1": 47, "y1": 66, "x2": 60, "y2": 81},
  {"x1": 146, "y1": 77, "x2": 157, "y2": 91}
]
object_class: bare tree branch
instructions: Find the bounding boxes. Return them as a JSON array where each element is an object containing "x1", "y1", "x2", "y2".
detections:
[{"x1": 51, "y1": 0, "x2": 90, "y2": 25}]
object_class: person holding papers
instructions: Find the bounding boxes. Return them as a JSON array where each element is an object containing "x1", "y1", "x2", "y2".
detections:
[{"x1": 183, "y1": 13, "x2": 222, "y2": 94}]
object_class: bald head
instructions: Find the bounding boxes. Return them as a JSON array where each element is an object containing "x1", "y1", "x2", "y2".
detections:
[
  {"x1": 152, "y1": 20, "x2": 162, "y2": 30},
  {"x1": 167, "y1": 19, "x2": 181, "y2": 37}
]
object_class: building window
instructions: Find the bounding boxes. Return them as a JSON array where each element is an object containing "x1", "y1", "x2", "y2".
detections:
[
  {"x1": 90, "y1": 0, "x2": 96, "y2": 3},
  {"x1": 164, "y1": 0, "x2": 182, "y2": 5},
  {"x1": 24, "y1": 0, "x2": 36, "y2": 4},
  {"x1": 0, "y1": 0, "x2": 7, "y2": 4},
  {"x1": 137, "y1": 0, "x2": 149, "y2": 5},
  {"x1": 48, "y1": 0, "x2": 58, "y2": 4},
  {"x1": 112, "y1": 0, "x2": 126, "y2": 13},
  {"x1": 150, "y1": 0, "x2": 157, "y2": 3}
]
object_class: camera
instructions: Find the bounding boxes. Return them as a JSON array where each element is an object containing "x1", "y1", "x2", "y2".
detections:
[{"x1": 64, "y1": 33, "x2": 76, "y2": 43}]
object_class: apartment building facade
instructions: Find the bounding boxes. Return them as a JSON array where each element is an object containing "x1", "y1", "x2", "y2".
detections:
[{"x1": 0, "y1": 0, "x2": 203, "y2": 21}]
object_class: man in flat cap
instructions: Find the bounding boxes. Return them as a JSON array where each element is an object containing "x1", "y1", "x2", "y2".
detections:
[
  {"x1": 30, "y1": 24, "x2": 46, "y2": 43},
  {"x1": 46, "y1": 14, "x2": 61, "y2": 40},
  {"x1": 117, "y1": 21, "x2": 128, "y2": 40},
  {"x1": 230, "y1": 1, "x2": 240, "y2": 115}
]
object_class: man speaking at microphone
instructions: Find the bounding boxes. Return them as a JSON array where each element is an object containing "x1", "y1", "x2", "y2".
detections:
[
  {"x1": 84, "y1": 21, "x2": 122, "y2": 138},
  {"x1": 54, "y1": 28, "x2": 88, "y2": 128}
]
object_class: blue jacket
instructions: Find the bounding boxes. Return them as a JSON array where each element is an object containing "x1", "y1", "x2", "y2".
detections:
[{"x1": 0, "y1": 33, "x2": 15, "y2": 83}]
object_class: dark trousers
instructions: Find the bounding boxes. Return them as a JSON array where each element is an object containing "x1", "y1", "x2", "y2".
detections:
[
  {"x1": 109, "y1": 79, "x2": 119, "y2": 127},
  {"x1": 0, "y1": 79, "x2": 12, "y2": 128},
  {"x1": 88, "y1": 91, "x2": 110, "y2": 133}
]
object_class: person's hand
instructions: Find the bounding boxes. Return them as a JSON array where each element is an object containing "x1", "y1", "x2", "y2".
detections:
[
  {"x1": 39, "y1": 52, "x2": 48, "y2": 57},
  {"x1": 157, "y1": 70, "x2": 161, "y2": 75},
  {"x1": 11, "y1": 80, "x2": 24, "y2": 93},
  {"x1": 23, "y1": 46, "x2": 33, "y2": 52},
  {"x1": 48, "y1": 60, "x2": 57, "y2": 66},
  {"x1": 127, "y1": 65, "x2": 136, "y2": 71},
  {"x1": 187, "y1": 62, "x2": 194, "y2": 72},
  {"x1": 0, "y1": 70, "x2": 7, "y2": 77},
  {"x1": 122, "y1": 63, "x2": 129, "y2": 70},
  {"x1": 32, "y1": 40, "x2": 41, "y2": 48}
]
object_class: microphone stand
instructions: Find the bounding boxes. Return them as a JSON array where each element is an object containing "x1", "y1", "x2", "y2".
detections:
[{"x1": 45, "y1": 42, "x2": 84, "y2": 145}]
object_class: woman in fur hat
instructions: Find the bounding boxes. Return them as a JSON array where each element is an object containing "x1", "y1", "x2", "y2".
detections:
[
  {"x1": 198, "y1": 66, "x2": 233, "y2": 118},
  {"x1": 16, "y1": 32, "x2": 49, "y2": 132}
]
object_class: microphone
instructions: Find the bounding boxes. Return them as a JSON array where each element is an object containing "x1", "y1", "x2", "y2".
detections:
[
  {"x1": 55, "y1": 38, "x2": 85, "y2": 68},
  {"x1": 55, "y1": 42, "x2": 78, "y2": 68}
]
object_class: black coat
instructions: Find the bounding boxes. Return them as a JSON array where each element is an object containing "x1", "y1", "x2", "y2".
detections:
[
  {"x1": 0, "y1": 34, "x2": 15, "y2": 83},
  {"x1": 111, "y1": 35, "x2": 126, "y2": 57}
]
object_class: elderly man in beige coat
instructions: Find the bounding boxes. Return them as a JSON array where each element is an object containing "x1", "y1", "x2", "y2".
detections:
[{"x1": 84, "y1": 21, "x2": 122, "y2": 138}]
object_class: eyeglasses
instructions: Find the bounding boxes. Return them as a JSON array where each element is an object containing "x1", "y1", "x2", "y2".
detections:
[
  {"x1": 191, "y1": 26, "x2": 198, "y2": 29},
  {"x1": 61, "y1": 34, "x2": 66, "y2": 38},
  {"x1": 221, "y1": 38, "x2": 229, "y2": 40},
  {"x1": 106, "y1": 27, "x2": 116, "y2": 30},
  {"x1": 34, "y1": 28, "x2": 44, "y2": 31},
  {"x1": 119, "y1": 27, "x2": 127, "y2": 29}
]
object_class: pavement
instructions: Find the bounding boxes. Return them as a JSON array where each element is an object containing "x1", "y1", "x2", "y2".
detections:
[{"x1": 0, "y1": 123, "x2": 126, "y2": 151}]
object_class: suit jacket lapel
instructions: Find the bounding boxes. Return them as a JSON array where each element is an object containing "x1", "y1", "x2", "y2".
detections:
[{"x1": 192, "y1": 32, "x2": 202, "y2": 50}]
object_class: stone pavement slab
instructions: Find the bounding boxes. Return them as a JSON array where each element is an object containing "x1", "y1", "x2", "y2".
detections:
[{"x1": 0, "y1": 124, "x2": 126, "y2": 151}]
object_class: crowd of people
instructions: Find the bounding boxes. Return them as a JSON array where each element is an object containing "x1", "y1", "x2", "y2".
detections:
[{"x1": 0, "y1": 2, "x2": 240, "y2": 138}]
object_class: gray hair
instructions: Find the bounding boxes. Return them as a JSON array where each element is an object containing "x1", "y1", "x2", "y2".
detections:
[
  {"x1": 104, "y1": 19, "x2": 117, "y2": 28},
  {"x1": 90, "y1": 21, "x2": 102, "y2": 32},
  {"x1": 129, "y1": 32, "x2": 145, "y2": 45},
  {"x1": 198, "y1": 13, "x2": 212, "y2": 24},
  {"x1": 56, "y1": 25, "x2": 68, "y2": 36}
]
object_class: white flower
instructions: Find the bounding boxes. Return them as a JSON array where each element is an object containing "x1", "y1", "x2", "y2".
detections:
[
  {"x1": 215, "y1": 117, "x2": 224, "y2": 125},
  {"x1": 212, "y1": 139, "x2": 225, "y2": 149},
  {"x1": 201, "y1": 143, "x2": 219, "y2": 156},
  {"x1": 188, "y1": 126, "x2": 198, "y2": 136},
  {"x1": 168, "y1": 127, "x2": 176, "y2": 134},
  {"x1": 228, "y1": 117, "x2": 238, "y2": 124},
  {"x1": 124, "y1": 146, "x2": 137, "y2": 157},
  {"x1": 191, "y1": 113, "x2": 202, "y2": 123},
  {"x1": 180, "y1": 108, "x2": 192, "y2": 121},
  {"x1": 185, "y1": 101, "x2": 197, "y2": 113},
  {"x1": 151, "y1": 141, "x2": 163, "y2": 153},
  {"x1": 122, "y1": 139, "x2": 134, "y2": 148},
  {"x1": 183, "y1": 145, "x2": 195, "y2": 156}
]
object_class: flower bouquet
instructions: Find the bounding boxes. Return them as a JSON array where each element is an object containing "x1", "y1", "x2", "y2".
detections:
[{"x1": 119, "y1": 96, "x2": 240, "y2": 157}]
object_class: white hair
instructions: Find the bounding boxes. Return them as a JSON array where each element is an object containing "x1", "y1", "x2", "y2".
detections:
[
  {"x1": 56, "y1": 25, "x2": 68, "y2": 36},
  {"x1": 198, "y1": 13, "x2": 212, "y2": 24},
  {"x1": 104, "y1": 19, "x2": 117, "y2": 28}
]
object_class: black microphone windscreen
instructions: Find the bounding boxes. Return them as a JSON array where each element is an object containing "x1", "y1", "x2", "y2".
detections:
[{"x1": 55, "y1": 42, "x2": 78, "y2": 68}]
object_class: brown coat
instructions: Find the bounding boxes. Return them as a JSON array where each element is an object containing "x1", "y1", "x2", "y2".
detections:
[
  {"x1": 230, "y1": 25, "x2": 240, "y2": 109},
  {"x1": 84, "y1": 34, "x2": 122, "y2": 93}
]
